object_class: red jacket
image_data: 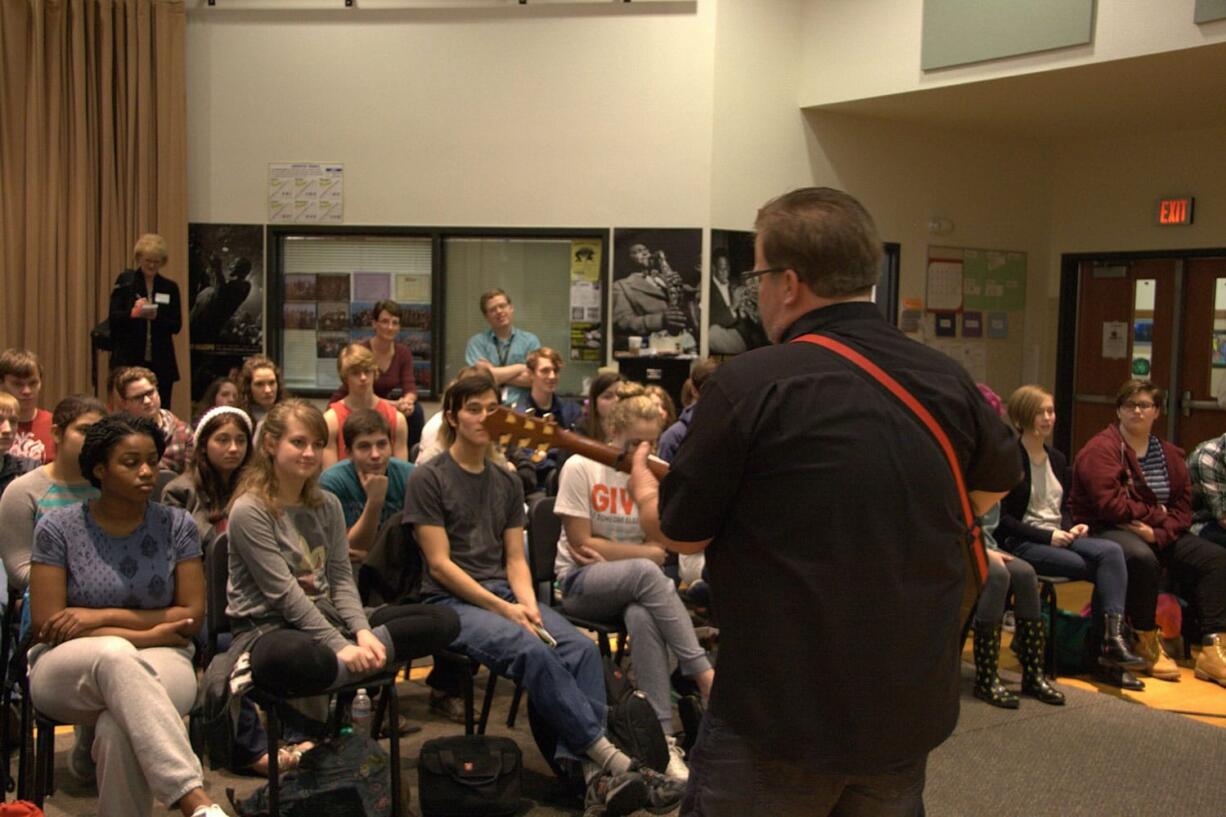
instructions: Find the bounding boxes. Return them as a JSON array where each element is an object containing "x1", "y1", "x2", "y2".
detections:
[{"x1": 1069, "y1": 423, "x2": 1191, "y2": 550}]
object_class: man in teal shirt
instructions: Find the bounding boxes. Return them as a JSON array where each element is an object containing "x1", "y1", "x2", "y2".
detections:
[
  {"x1": 464, "y1": 288, "x2": 541, "y2": 405},
  {"x1": 319, "y1": 408, "x2": 413, "y2": 564}
]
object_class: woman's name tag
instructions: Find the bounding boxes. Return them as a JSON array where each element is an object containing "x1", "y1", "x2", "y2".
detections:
[{"x1": 154, "y1": 292, "x2": 171, "y2": 304}]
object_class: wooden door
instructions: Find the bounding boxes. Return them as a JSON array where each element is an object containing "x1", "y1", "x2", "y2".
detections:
[
  {"x1": 1172, "y1": 257, "x2": 1226, "y2": 451},
  {"x1": 1070, "y1": 259, "x2": 1178, "y2": 454}
]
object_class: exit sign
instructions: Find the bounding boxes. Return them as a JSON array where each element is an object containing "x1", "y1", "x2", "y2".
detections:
[{"x1": 1156, "y1": 197, "x2": 1195, "y2": 225}]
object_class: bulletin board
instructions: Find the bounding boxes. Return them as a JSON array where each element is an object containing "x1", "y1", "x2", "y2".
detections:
[
  {"x1": 920, "y1": 245, "x2": 1028, "y2": 392},
  {"x1": 268, "y1": 229, "x2": 436, "y2": 396}
]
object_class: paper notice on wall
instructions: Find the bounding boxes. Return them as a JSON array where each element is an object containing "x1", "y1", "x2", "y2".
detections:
[
  {"x1": 1103, "y1": 321, "x2": 1129, "y2": 359},
  {"x1": 282, "y1": 330, "x2": 317, "y2": 387},
  {"x1": 570, "y1": 281, "x2": 603, "y2": 322},
  {"x1": 926, "y1": 259, "x2": 963, "y2": 311},
  {"x1": 933, "y1": 340, "x2": 987, "y2": 382},
  {"x1": 268, "y1": 163, "x2": 344, "y2": 224},
  {"x1": 395, "y1": 274, "x2": 430, "y2": 303}
]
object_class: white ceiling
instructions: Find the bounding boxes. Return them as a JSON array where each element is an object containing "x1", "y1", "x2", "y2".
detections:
[{"x1": 808, "y1": 42, "x2": 1226, "y2": 142}]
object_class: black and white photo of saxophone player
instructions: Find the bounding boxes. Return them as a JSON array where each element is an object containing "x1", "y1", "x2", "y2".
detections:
[{"x1": 611, "y1": 228, "x2": 702, "y2": 356}]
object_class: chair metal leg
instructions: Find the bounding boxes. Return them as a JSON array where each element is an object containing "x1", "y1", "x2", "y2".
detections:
[
  {"x1": 462, "y1": 663, "x2": 476, "y2": 736},
  {"x1": 506, "y1": 685, "x2": 524, "y2": 728},
  {"x1": 266, "y1": 705, "x2": 282, "y2": 817},
  {"x1": 614, "y1": 631, "x2": 626, "y2": 665},
  {"x1": 478, "y1": 674, "x2": 498, "y2": 736},
  {"x1": 33, "y1": 717, "x2": 53, "y2": 809},
  {"x1": 16, "y1": 686, "x2": 31, "y2": 801},
  {"x1": 387, "y1": 683, "x2": 401, "y2": 817}
]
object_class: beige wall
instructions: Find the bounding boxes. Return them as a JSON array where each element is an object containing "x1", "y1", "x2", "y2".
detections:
[
  {"x1": 187, "y1": 4, "x2": 716, "y2": 227},
  {"x1": 804, "y1": 111, "x2": 1053, "y2": 397},
  {"x1": 185, "y1": 1, "x2": 1226, "y2": 393},
  {"x1": 709, "y1": 0, "x2": 811, "y2": 230},
  {"x1": 799, "y1": 0, "x2": 1226, "y2": 107}
]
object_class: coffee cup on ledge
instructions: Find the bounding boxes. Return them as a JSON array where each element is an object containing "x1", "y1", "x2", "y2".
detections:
[{"x1": 627, "y1": 336, "x2": 644, "y2": 355}]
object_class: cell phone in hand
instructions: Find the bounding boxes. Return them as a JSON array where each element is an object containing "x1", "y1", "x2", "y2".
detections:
[
  {"x1": 387, "y1": 387, "x2": 403, "y2": 400},
  {"x1": 531, "y1": 622, "x2": 558, "y2": 649}
]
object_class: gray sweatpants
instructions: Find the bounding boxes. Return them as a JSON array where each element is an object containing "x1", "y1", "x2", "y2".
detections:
[
  {"x1": 562, "y1": 558, "x2": 711, "y2": 729},
  {"x1": 28, "y1": 636, "x2": 202, "y2": 817}
]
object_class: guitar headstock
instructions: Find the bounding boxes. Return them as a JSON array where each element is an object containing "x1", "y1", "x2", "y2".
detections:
[{"x1": 482, "y1": 406, "x2": 561, "y2": 460}]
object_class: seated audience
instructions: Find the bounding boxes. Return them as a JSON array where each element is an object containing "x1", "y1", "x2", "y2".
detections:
[
  {"x1": 1187, "y1": 430, "x2": 1226, "y2": 548},
  {"x1": 509, "y1": 347, "x2": 581, "y2": 493},
  {"x1": 415, "y1": 366, "x2": 492, "y2": 466},
  {"x1": 324, "y1": 344, "x2": 408, "y2": 468},
  {"x1": 970, "y1": 385, "x2": 1064, "y2": 708},
  {"x1": 643, "y1": 385, "x2": 677, "y2": 430},
  {"x1": 226, "y1": 400, "x2": 458, "y2": 702},
  {"x1": 237, "y1": 355, "x2": 287, "y2": 426},
  {"x1": 0, "y1": 395, "x2": 107, "y2": 591},
  {"x1": 1070, "y1": 379, "x2": 1226, "y2": 688},
  {"x1": 464, "y1": 288, "x2": 540, "y2": 405},
  {"x1": 163, "y1": 406, "x2": 253, "y2": 541},
  {"x1": 554, "y1": 394, "x2": 713, "y2": 780},
  {"x1": 999, "y1": 386, "x2": 1143, "y2": 683},
  {"x1": 115, "y1": 367, "x2": 193, "y2": 475},
  {"x1": 0, "y1": 391, "x2": 38, "y2": 499},
  {"x1": 576, "y1": 372, "x2": 624, "y2": 442},
  {"x1": 27, "y1": 413, "x2": 227, "y2": 817},
  {"x1": 320, "y1": 408, "x2": 413, "y2": 564},
  {"x1": 162, "y1": 404, "x2": 304, "y2": 776},
  {"x1": 0, "y1": 348, "x2": 56, "y2": 462},
  {"x1": 658, "y1": 358, "x2": 719, "y2": 463},
  {"x1": 192, "y1": 377, "x2": 239, "y2": 427},
  {"x1": 406, "y1": 375, "x2": 682, "y2": 815},
  {"x1": 329, "y1": 299, "x2": 427, "y2": 448}
]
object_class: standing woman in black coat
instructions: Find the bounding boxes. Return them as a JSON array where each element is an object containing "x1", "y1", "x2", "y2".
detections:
[{"x1": 109, "y1": 234, "x2": 183, "y2": 412}]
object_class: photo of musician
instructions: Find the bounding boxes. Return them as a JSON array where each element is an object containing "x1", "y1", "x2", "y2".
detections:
[{"x1": 611, "y1": 230, "x2": 701, "y2": 356}]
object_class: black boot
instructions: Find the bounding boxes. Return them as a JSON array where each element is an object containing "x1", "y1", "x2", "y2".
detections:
[
  {"x1": 1015, "y1": 618, "x2": 1066, "y2": 705},
  {"x1": 972, "y1": 621, "x2": 1019, "y2": 709},
  {"x1": 1098, "y1": 663, "x2": 1145, "y2": 691},
  {"x1": 1101, "y1": 613, "x2": 1146, "y2": 669}
]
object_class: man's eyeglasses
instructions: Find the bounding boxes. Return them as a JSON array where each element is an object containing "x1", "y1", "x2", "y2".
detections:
[
  {"x1": 125, "y1": 388, "x2": 157, "y2": 403},
  {"x1": 739, "y1": 267, "x2": 787, "y2": 281},
  {"x1": 1122, "y1": 401, "x2": 1157, "y2": 412}
]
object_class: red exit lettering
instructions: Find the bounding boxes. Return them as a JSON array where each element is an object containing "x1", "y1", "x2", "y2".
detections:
[{"x1": 1157, "y1": 197, "x2": 1194, "y2": 226}]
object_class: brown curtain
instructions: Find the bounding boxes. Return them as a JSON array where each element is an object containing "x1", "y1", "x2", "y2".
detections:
[{"x1": 0, "y1": 0, "x2": 188, "y2": 411}]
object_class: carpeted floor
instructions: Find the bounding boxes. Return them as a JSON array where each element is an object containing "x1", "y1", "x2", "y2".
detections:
[{"x1": 27, "y1": 664, "x2": 1226, "y2": 816}]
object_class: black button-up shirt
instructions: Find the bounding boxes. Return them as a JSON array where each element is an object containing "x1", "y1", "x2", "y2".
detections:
[{"x1": 660, "y1": 301, "x2": 1019, "y2": 770}]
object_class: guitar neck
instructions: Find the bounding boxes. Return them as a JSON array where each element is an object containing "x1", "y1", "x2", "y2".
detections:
[{"x1": 551, "y1": 427, "x2": 671, "y2": 480}]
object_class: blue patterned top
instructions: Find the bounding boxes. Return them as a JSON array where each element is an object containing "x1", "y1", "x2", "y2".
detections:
[{"x1": 32, "y1": 502, "x2": 200, "y2": 610}]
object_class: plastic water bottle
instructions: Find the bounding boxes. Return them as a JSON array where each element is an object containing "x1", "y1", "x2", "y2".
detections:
[{"x1": 351, "y1": 688, "x2": 373, "y2": 736}]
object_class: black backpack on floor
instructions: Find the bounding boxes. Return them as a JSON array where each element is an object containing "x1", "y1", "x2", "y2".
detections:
[{"x1": 603, "y1": 657, "x2": 669, "y2": 773}]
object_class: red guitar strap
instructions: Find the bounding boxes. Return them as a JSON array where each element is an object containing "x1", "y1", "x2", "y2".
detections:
[{"x1": 790, "y1": 333, "x2": 989, "y2": 601}]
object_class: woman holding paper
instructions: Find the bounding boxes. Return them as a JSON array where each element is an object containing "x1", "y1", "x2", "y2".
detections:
[{"x1": 108, "y1": 234, "x2": 183, "y2": 413}]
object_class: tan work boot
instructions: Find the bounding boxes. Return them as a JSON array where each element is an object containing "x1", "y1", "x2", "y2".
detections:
[
  {"x1": 1194, "y1": 633, "x2": 1226, "y2": 687},
  {"x1": 1134, "y1": 629, "x2": 1181, "y2": 681}
]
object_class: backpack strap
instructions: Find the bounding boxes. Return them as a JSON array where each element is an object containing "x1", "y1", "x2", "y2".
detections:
[{"x1": 789, "y1": 333, "x2": 988, "y2": 609}]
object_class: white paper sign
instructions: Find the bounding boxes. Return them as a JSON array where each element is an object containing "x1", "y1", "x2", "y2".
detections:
[
  {"x1": 269, "y1": 163, "x2": 344, "y2": 224},
  {"x1": 1103, "y1": 321, "x2": 1128, "y2": 359},
  {"x1": 926, "y1": 260, "x2": 963, "y2": 311}
]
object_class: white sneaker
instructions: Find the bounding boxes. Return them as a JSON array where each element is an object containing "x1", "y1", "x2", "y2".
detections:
[
  {"x1": 664, "y1": 734, "x2": 689, "y2": 782},
  {"x1": 190, "y1": 805, "x2": 230, "y2": 817}
]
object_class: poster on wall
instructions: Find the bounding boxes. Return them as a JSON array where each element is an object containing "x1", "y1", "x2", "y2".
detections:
[
  {"x1": 611, "y1": 228, "x2": 702, "y2": 356},
  {"x1": 708, "y1": 230, "x2": 767, "y2": 356},
  {"x1": 187, "y1": 223, "x2": 265, "y2": 412},
  {"x1": 569, "y1": 239, "x2": 604, "y2": 362},
  {"x1": 279, "y1": 265, "x2": 436, "y2": 397},
  {"x1": 268, "y1": 163, "x2": 344, "y2": 224}
]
